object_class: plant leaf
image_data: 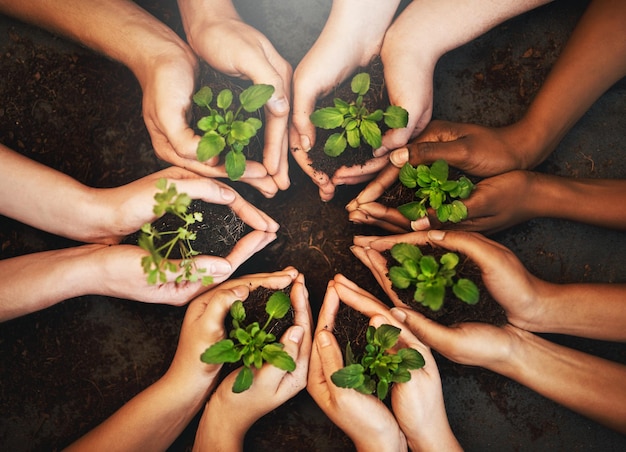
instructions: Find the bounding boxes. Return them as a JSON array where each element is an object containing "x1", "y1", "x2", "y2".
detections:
[
  {"x1": 397, "y1": 347, "x2": 425, "y2": 369},
  {"x1": 376, "y1": 379, "x2": 389, "y2": 400},
  {"x1": 398, "y1": 163, "x2": 418, "y2": 188},
  {"x1": 383, "y1": 105, "x2": 409, "y2": 129},
  {"x1": 233, "y1": 367, "x2": 254, "y2": 393},
  {"x1": 239, "y1": 84, "x2": 274, "y2": 112},
  {"x1": 351, "y1": 72, "x2": 370, "y2": 96},
  {"x1": 430, "y1": 159, "x2": 449, "y2": 183},
  {"x1": 440, "y1": 252, "x2": 459, "y2": 270},
  {"x1": 346, "y1": 127, "x2": 361, "y2": 148},
  {"x1": 388, "y1": 266, "x2": 413, "y2": 289},
  {"x1": 230, "y1": 300, "x2": 246, "y2": 322},
  {"x1": 359, "y1": 119, "x2": 382, "y2": 149},
  {"x1": 390, "y1": 243, "x2": 423, "y2": 265},
  {"x1": 193, "y1": 86, "x2": 213, "y2": 108},
  {"x1": 225, "y1": 149, "x2": 246, "y2": 181},
  {"x1": 324, "y1": 133, "x2": 347, "y2": 157},
  {"x1": 197, "y1": 131, "x2": 225, "y2": 161},
  {"x1": 217, "y1": 89, "x2": 233, "y2": 110},
  {"x1": 230, "y1": 120, "x2": 257, "y2": 141},
  {"x1": 453, "y1": 278, "x2": 480, "y2": 304},
  {"x1": 200, "y1": 339, "x2": 241, "y2": 364},
  {"x1": 331, "y1": 364, "x2": 365, "y2": 389},
  {"x1": 262, "y1": 344, "x2": 296, "y2": 371},
  {"x1": 266, "y1": 291, "x2": 291, "y2": 319},
  {"x1": 310, "y1": 107, "x2": 345, "y2": 129},
  {"x1": 398, "y1": 201, "x2": 426, "y2": 221},
  {"x1": 373, "y1": 324, "x2": 400, "y2": 350}
]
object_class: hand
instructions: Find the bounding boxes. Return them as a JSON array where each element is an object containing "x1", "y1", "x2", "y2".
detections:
[
  {"x1": 352, "y1": 230, "x2": 549, "y2": 331},
  {"x1": 308, "y1": 279, "x2": 407, "y2": 452},
  {"x1": 194, "y1": 271, "x2": 312, "y2": 450},
  {"x1": 178, "y1": 0, "x2": 292, "y2": 194},
  {"x1": 348, "y1": 168, "x2": 541, "y2": 234},
  {"x1": 96, "y1": 166, "x2": 279, "y2": 244}
]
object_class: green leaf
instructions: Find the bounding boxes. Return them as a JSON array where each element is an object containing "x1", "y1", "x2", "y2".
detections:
[
  {"x1": 217, "y1": 89, "x2": 233, "y2": 110},
  {"x1": 398, "y1": 348, "x2": 425, "y2": 369},
  {"x1": 193, "y1": 86, "x2": 213, "y2": 108},
  {"x1": 398, "y1": 201, "x2": 426, "y2": 221},
  {"x1": 390, "y1": 368, "x2": 412, "y2": 384},
  {"x1": 388, "y1": 266, "x2": 413, "y2": 289},
  {"x1": 266, "y1": 291, "x2": 291, "y2": 319},
  {"x1": 246, "y1": 117, "x2": 263, "y2": 131},
  {"x1": 383, "y1": 105, "x2": 409, "y2": 129},
  {"x1": 359, "y1": 119, "x2": 382, "y2": 149},
  {"x1": 225, "y1": 149, "x2": 246, "y2": 181},
  {"x1": 417, "y1": 282, "x2": 446, "y2": 311},
  {"x1": 310, "y1": 107, "x2": 345, "y2": 129},
  {"x1": 201, "y1": 339, "x2": 241, "y2": 364},
  {"x1": 331, "y1": 364, "x2": 365, "y2": 389},
  {"x1": 419, "y1": 255, "x2": 439, "y2": 277},
  {"x1": 197, "y1": 131, "x2": 225, "y2": 161},
  {"x1": 440, "y1": 252, "x2": 459, "y2": 270},
  {"x1": 391, "y1": 243, "x2": 423, "y2": 265},
  {"x1": 398, "y1": 163, "x2": 418, "y2": 188},
  {"x1": 346, "y1": 127, "x2": 361, "y2": 148},
  {"x1": 197, "y1": 115, "x2": 217, "y2": 132},
  {"x1": 430, "y1": 159, "x2": 449, "y2": 183},
  {"x1": 366, "y1": 109, "x2": 384, "y2": 122},
  {"x1": 324, "y1": 133, "x2": 347, "y2": 157},
  {"x1": 457, "y1": 177, "x2": 475, "y2": 199},
  {"x1": 230, "y1": 120, "x2": 257, "y2": 141},
  {"x1": 453, "y1": 278, "x2": 480, "y2": 304},
  {"x1": 239, "y1": 84, "x2": 274, "y2": 112},
  {"x1": 262, "y1": 344, "x2": 296, "y2": 371},
  {"x1": 351, "y1": 72, "x2": 370, "y2": 96},
  {"x1": 429, "y1": 188, "x2": 445, "y2": 210},
  {"x1": 373, "y1": 324, "x2": 400, "y2": 350},
  {"x1": 233, "y1": 367, "x2": 254, "y2": 393},
  {"x1": 448, "y1": 200, "x2": 468, "y2": 223},
  {"x1": 436, "y1": 204, "x2": 451, "y2": 223},
  {"x1": 376, "y1": 379, "x2": 389, "y2": 400},
  {"x1": 230, "y1": 300, "x2": 246, "y2": 322}
]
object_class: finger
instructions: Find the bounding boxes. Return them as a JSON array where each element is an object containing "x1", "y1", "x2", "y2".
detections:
[
  {"x1": 346, "y1": 164, "x2": 400, "y2": 211},
  {"x1": 332, "y1": 275, "x2": 391, "y2": 318},
  {"x1": 290, "y1": 147, "x2": 332, "y2": 192},
  {"x1": 290, "y1": 274, "x2": 313, "y2": 346},
  {"x1": 215, "y1": 231, "x2": 277, "y2": 281},
  {"x1": 270, "y1": 133, "x2": 291, "y2": 191},
  {"x1": 215, "y1": 266, "x2": 298, "y2": 293},
  {"x1": 315, "y1": 329, "x2": 345, "y2": 381},
  {"x1": 349, "y1": 209, "x2": 409, "y2": 234},
  {"x1": 351, "y1": 202, "x2": 411, "y2": 232},
  {"x1": 191, "y1": 284, "x2": 249, "y2": 329},
  {"x1": 331, "y1": 155, "x2": 389, "y2": 186},
  {"x1": 317, "y1": 281, "x2": 341, "y2": 334},
  {"x1": 224, "y1": 185, "x2": 280, "y2": 232},
  {"x1": 389, "y1": 307, "x2": 454, "y2": 353}
]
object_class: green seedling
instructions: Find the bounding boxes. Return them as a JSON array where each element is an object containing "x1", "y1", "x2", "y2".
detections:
[
  {"x1": 201, "y1": 291, "x2": 295, "y2": 393},
  {"x1": 388, "y1": 242, "x2": 479, "y2": 311},
  {"x1": 138, "y1": 178, "x2": 213, "y2": 286},
  {"x1": 193, "y1": 83, "x2": 274, "y2": 180},
  {"x1": 398, "y1": 160, "x2": 474, "y2": 223},
  {"x1": 310, "y1": 72, "x2": 408, "y2": 157},
  {"x1": 331, "y1": 324, "x2": 424, "y2": 400}
]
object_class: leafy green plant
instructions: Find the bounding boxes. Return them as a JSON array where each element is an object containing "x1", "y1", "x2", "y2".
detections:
[
  {"x1": 138, "y1": 178, "x2": 213, "y2": 286},
  {"x1": 398, "y1": 159, "x2": 475, "y2": 223},
  {"x1": 309, "y1": 72, "x2": 408, "y2": 157},
  {"x1": 388, "y1": 242, "x2": 479, "y2": 311},
  {"x1": 331, "y1": 324, "x2": 424, "y2": 400},
  {"x1": 193, "y1": 83, "x2": 274, "y2": 180},
  {"x1": 200, "y1": 291, "x2": 295, "y2": 393}
]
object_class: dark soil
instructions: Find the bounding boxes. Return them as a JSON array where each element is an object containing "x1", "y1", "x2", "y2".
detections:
[{"x1": 306, "y1": 57, "x2": 389, "y2": 177}]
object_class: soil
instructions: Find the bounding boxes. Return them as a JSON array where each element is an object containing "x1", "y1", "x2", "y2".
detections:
[{"x1": 306, "y1": 57, "x2": 390, "y2": 177}]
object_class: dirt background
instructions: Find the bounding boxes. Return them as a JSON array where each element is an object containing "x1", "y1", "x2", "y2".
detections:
[{"x1": 1, "y1": 0, "x2": 625, "y2": 451}]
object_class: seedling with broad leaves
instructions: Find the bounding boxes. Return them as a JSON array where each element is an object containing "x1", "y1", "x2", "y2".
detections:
[
  {"x1": 193, "y1": 83, "x2": 274, "y2": 181},
  {"x1": 388, "y1": 242, "x2": 479, "y2": 311},
  {"x1": 310, "y1": 72, "x2": 408, "y2": 157},
  {"x1": 200, "y1": 291, "x2": 295, "y2": 393},
  {"x1": 398, "y1": 159, "x2": 474, "y2": 224},
  {"x1": 331, "y1": 323, "x2": 424, "y2": 400},
  {"x1": 138, "y1": 178, "x2": 213, "y2": 286}
]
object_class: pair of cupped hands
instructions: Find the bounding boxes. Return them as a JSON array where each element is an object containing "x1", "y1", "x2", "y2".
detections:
[{"x1": 180, "y1": 226, "x2": 548, "y2": 450}]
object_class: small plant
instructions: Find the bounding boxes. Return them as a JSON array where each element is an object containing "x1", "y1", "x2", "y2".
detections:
[
  {"x1": 398, "y1": 159, "x2": 475, "y2": 224},
  {"x1": 200, "y1": 291, "x2": 295, "y2": 393},
  {"x1": 138, "y1": 178, "x2": 213, "y2": 286},
  {"x1": 193, "y1": 83, "x2": 274, "y2": 180},
  {"x1": 388, "y1": 242, "x2": 479, "y2": 311},
  {"x1": 331, "y1": 324, "x2": 424, "y2": 400},
  {"x1": 309, "y1": 72, "x2": 409, "y2": 157}
]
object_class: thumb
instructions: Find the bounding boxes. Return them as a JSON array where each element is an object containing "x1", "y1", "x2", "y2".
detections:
[
  {"x1": 390, "y1": 307, "x2": 450, "y2": 350},
  {"x1": 316, "y1": 329, "x2": 343, "y2": 380}
]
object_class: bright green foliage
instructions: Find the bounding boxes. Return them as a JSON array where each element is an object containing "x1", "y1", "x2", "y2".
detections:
[
  {"x1": 200, "y1": 291, "x2": 295, "y2": 393},
  {"x1": 397, "y1": 160, "x2": 474, "y2": 223},
  {"x1": 138, "y1": 178, "x2": 213, "y2": 286},
  {"x1": 388, "y1": 242, "x2": 479, "y2": 311},
  {"x1": 309, "y1": 72, "x2": 408, "y2": 157},
  {"x1": 193, "y1": 84, "x2": 274, "y2": 180},
  {"x1": 331, "y1": 324, "x2": 424, "y2": 400}
]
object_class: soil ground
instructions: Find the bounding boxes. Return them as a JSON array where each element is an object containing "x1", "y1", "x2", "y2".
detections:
[{"x1": 1, "y1": 1, "x2": 625, "y2": 451}]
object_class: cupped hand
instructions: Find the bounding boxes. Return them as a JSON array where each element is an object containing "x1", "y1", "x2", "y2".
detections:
[
  {"x1": 353, "y1": 230, "x2": 550, "y2": 331},
  {"x1": 389, "y1": 120, "x2": 542, "y2": 178},
  {"x1": 97, "y1": 166, "x2": 279, "y2": 245},
  {"x1": 308, "y1": 280, "x2": 407, "y2": 452}
]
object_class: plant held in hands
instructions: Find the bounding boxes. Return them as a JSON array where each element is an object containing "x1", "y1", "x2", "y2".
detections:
[
  {"x1": 398, "y1": 159, "x2": 475, "y2": 223},
  {"x1": 138, "y1": 178, "x2": 213, "y2": 286},
  {"x1": 388, "y1": 242, "x2": 479, "y2": 311},
  {"x1": 309, "y1": 72, "x2": 409, "y2": 157},
  {"x1": 201, "y1": 291, "x2": 295, "y2": 393},
  {"x1": 193, "y1": 83, "x2": 274, "y2": 180},
  {"x1": 331, "y1": 323, "x2": 424, "y2": 400}
]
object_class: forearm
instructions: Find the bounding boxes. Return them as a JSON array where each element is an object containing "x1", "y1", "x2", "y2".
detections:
[
  {"x1": 519, "y1": 0, "x2": 626, "y2": 167},
  {"x1": 0, "y1": 0, "x2": 195, "y2": 88},
  {"x1": 497, "y1": 328, "x2": 626, "y2": 433},
  {"x1": 67, "y1": 371, "x2": 210, "y2": 452},
  {"x1": 529, "y1": 172, "x2": 626, "y2": 230},
  {"x1": 0, "y1": 145, "x2": 116, "y2": 243},
  {"x1": 194, "y1": 401, "x2": 247, "y2": 452},
  {"x1": 0, "y1": 245, "x2": 104, "y2": 321}
]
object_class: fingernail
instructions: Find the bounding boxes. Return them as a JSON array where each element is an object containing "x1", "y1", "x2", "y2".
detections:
[
  {"x1": 390, "y1": 148, "x2": 409, "y2": 167},
  {"x1": 317, "y1": 330, "x2": 331, "y2": 347},
  {"x1": 220, "y1": 187, "x2": 236, "y2": 202},
  {"x1": 289, "y1": 325, "x2": 304, "y2": 344},
  {"x1": 232, "y1": 285, "x2": 248, "y2": 298},
  {"x1": 211, "y1": 260, "x2": 232, "y2": 276},
  {"x1": 427, "y1": 230, "x2": 446, "y2": 241},
  {"x1": 411, "y1": 217, "x2": 431, "y2": 231},
  {"x1": 300, "y1": 135, "x2": 311, "y2": 152},
  {"x1": 373, "y1": 145, "x2": 388, "y2": 158},
  {"x1": 390, "y1": 308, "x2": 406, "y2": 322}
]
